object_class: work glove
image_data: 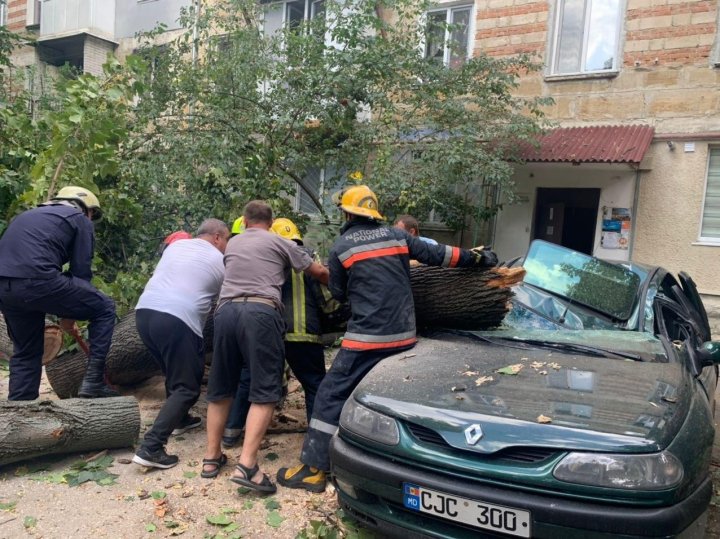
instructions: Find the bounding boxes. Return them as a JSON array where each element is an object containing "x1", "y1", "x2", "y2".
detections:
[{"x1": 471, "y1": 247, "x2": 498, "y2": 268}]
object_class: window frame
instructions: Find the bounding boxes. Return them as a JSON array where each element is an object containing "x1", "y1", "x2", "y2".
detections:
[
  {"x1": 0, "y1": 0, "x2": 8, "y2": 27},
  {"x1": 547, "y1": 0, "x2": 625, "y2": 79},
  {"x1": 422, "y1": 3, "x2": 474, "y2": 67},
  {"x1": 697, "y1": 146, "x2": 720, "y2": 245}
]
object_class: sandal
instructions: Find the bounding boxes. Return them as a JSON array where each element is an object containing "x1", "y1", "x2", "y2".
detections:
[
  {"x1": 230, "y1": 462, "x2": 277, "y2": 494},
  {"x1": 201, "y1": 453, "x2": 228, "y2": 479}
]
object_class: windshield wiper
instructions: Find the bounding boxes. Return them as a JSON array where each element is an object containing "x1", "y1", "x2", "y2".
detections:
[{"x1": 435, "y1": 330, "x2": 644, "y2": 361}]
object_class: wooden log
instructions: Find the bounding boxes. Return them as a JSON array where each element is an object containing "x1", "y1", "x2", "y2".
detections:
[
  {"x1": 410, "y1": 265, "x2": 525, "y2": 330},
  {"x1": 45, "y1": 311, "x2": 161, "y2": 399},
  {"x1": 0, "y1": 315, "x2": 63, "y2": 364},
  {"x1": 0, "y1": 396, "x2": 140, "y2": 467}
]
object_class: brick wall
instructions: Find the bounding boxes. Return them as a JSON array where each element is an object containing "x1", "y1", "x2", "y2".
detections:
[
  {"x1": 83, "y1": 35, "x2": 115, "y2": 76},
  {"x1": 6, "y1": 0, "x2": 27, "y2": 32}
]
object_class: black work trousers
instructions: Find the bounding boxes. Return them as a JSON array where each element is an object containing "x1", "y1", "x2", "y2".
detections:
[
  {"x1": 136, "y1": 309, "x2": 204, "y2": 452},
  {"x1": 300, "y1": 344, "x2": 413, "y2": 471},
  {"x1": 0, "y1": 275, "x2": 115, "y2": 400}
]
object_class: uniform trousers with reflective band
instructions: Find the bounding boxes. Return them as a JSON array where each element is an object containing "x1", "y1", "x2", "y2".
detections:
[
  {"x1": 136, "y1": 309, "x2": 204, "y2": 452},
  {"x1": 0, "y1": 275, "x2": 115, "y2": 400},
  {"x1": 300, "y1": 344, "x2": 414, "y2": 471}
]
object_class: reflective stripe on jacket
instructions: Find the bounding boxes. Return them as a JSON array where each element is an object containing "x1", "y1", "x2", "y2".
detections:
[
  {"x1": 328, "y1": 219, "x2": 476, "y2": 351},
  {"x1": 282, "y1": 246, "x2": 324, "y2": 343}
]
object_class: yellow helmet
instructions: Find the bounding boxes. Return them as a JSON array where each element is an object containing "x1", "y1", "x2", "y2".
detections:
[
  {"x1": 231, "y1": 216, "x2": 245, "y2": 236},
  {"x1": 53, "y1": 186, "x2": 102, "y2": 221},
  {"x1": 334, "y1": 185, "x2": 383, "y2": 220},
  {"x1": 271, "y1": 217, "x2": 302, "y2": 242}
]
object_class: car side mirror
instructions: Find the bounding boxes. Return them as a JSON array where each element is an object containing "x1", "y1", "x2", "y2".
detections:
[{"x1": 697, "y1": 341, "x2": 720, "y2": 366}]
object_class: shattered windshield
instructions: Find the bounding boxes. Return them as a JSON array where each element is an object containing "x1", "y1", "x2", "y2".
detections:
[{"x1": 522, "y1": 241, "x2": 641, "y2": 321}]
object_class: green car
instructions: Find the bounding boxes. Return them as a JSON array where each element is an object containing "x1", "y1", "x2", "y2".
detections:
[{"x1": 330, "y1": 241, "x2": 720, "y2": 538}]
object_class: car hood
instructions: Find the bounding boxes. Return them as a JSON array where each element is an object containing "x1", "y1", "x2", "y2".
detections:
[{"x1": 353, "y1": 333, "x2": 691, "y2": 453}]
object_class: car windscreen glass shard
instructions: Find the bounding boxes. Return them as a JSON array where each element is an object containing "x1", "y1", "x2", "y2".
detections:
[{"x1": 522, "y1": 240, "x2": 641, "y2": 321}]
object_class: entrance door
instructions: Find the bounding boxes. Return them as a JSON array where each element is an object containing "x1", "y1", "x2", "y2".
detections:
[{"x1": 533, "y1": 188, "x2": 600, "y2": 255}]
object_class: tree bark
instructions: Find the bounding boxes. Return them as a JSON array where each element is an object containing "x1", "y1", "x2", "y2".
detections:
[
  {"x1": 45, "y1": 311, "x2": 161, "y2": 399},
  {"x1": 0, "y1": 397, "x2": 140, "y2": 467},
  {"x1": 410, "y1": 266, "x2": 525, "y2": 330}
]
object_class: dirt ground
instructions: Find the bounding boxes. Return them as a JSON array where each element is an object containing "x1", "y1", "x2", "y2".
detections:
[
  {"x1": 3, "y1": 360, "x2": 720, "y2": 539},
  {"x1": 0, "y1": 362, "x2": 351, "y2": 539}
]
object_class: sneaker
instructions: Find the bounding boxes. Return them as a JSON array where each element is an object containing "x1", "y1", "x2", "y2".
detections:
[
  {"x1": 132, "y1": 447, "x2": 179, "y2": 469},
  {"x1": 276, "y1": 464, "x2": 326, "y2": 493},
  {"x1": 172, "y1": 415, "x2": 202, "y2": 436}
]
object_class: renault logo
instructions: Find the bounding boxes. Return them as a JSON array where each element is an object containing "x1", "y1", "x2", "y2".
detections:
[{"x1": 464, "y1": 424, "x2": 483, "y2": 445}]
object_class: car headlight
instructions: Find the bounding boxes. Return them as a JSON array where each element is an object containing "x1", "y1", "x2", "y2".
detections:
[
  {"x1": 339, "y1": 399, "x2": 399, "y2": 446},
  {"x1": 553, "y1": 451, "x2": 683, "y2": 490}
]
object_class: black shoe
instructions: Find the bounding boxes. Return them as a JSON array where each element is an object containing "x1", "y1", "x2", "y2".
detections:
[
  {"x1": 172, "y1": 415, "x2": 202, "y2": 436},
  {"x1": 132, "y1": 447, "x2": 179, "y2": 469},
  {"x1": 77, "y1": 382, "x2": 119, "y2": 398}
]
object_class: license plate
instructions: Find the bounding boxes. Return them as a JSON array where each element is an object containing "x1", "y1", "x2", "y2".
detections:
[{"x1": 403, "y1": 483, "x2": 531, "y2": 538}]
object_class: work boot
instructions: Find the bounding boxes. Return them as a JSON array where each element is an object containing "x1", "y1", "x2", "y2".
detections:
[
  {"x1": 276, "y1": 464, "x2": 326, "y2": 493},
  {"x1": 78, "y1": 359, "x2": 119, "y2": 398}
]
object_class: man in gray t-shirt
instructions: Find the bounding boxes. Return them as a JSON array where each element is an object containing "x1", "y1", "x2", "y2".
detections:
[{"x1": 201, "y1": 201, "x2": 328, "y2": 493}]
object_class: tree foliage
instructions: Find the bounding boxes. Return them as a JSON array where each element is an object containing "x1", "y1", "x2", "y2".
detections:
[{"x1": 1, "y1": 0, "x2": 551, "y2": 313}]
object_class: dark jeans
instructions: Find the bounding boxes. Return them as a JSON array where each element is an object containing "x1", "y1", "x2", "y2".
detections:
[
  {"x1": 300, "y1": 345, "x2": 413, "y2": 471},
  {"x1": 226, "y1": 341, "x2": 326, "y2": 432},
  {"x1": 0, "y1": 275, "x2": 115, "y2": 400},
  {"x1": 136, "y1": 309, "x2": 204, "y2": 452}
]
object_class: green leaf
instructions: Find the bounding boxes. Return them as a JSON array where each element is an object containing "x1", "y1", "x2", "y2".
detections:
[
  {"x1": 146, "y1": 523, "x2": 157, "y2": 532},
  {"x1": 266, "y1": 511, "x2": 284, "y2": 528},
  {"x1": 264, "y1": 498, "x2": 281, "y2": 511},
  {"x1": 183, "y1": 471, "x2": 198, "y2": 479},
  {"x1": 76, "y1": 470, "x2": 96, "y2": 484},
  {"x1": 236, "y1": 487, "x2": 252, "y2": 495},
  {"x1": 0, "y1": 501, "x2": 17, "y2": 511},
  {"x1": 206, "y1": 514, "x2": 233, "y2": 526},
  {"x1": 265, "y1": 452, "x2": 279, "y2": 461},
  {"x1": 68, "y1": 113, "x2": 83, "y2": 124},
  {"x1": 241, "y1": 500, "x2": 253, "y2": 510},
  {"x1": 164, "y1": 520, "x2": 180, "y2": 529},
  {"x1": 23, "y1": 516, "x2": 37, "y2": 528},
  {"x1": 220, "y1": 507, "x2": 238, "y2": 514},
  {"x1": 151, "y1": 491, "x2": 166, "y2": 500}
]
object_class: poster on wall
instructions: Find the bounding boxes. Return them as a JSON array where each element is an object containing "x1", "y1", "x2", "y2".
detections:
[{"x1": 601, "y1": 207, "x2": 631, "y2": 250}]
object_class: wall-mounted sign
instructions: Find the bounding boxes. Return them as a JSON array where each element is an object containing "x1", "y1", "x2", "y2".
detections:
[{"x1": 601, "y1": 207, "x2": 631, "y2": 250}]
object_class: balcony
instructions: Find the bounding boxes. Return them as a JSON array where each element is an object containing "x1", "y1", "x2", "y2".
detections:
[{"x1": 39, "y1": 0, "x2": 115, "y2": 40}]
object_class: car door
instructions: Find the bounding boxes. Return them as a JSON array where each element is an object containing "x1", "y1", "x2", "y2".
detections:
[{"x1": 678, "y1": 272, "x2": 712, "y2": 342}]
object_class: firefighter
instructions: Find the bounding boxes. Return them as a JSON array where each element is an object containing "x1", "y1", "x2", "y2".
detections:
[
  {"x1": 277, "y1": 185, "x2": 498, "y2": 492},
  {"x1": 0, "y1": 186, "x2": 117, "y2": 400}
]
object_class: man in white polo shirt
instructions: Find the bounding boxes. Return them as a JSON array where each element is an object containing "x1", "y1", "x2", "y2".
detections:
[{"x1": 132, "y1": 218, "x2": 229, "y2": 469}]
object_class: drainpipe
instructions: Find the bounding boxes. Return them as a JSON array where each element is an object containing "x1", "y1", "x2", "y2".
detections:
[
  {"x1": 191, "y1": 0, "x2": 201, "y2": 67},
  {"x1": 629, "y1": 167, "x2": 641, "y2": 260}
]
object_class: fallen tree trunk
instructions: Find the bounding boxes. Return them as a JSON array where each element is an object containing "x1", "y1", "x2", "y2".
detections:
[
  {"x1": 44, "y1": 268, "x2": 525, "y2": 396},
  {"x1": 410, "y1": 266, "x2": 525, "y2": 330},
  {"x1": 45, "y1": 311, "x2": 161, "y2": 399},
  {"x1": 0, "y1": 315, "x2": 63, "y2": 364},
  {"x1": 0, "y1": 396, "x2": 140, "y2": 467}
]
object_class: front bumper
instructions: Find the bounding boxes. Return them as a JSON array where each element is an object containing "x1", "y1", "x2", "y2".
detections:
[{"x1": 330, "y1": 435, "x2": 711, "y2": 539}]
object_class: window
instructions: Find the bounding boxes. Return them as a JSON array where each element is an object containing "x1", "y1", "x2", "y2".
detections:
[
  {"x1": 263, "y1": 0, "x2": 326, "y2": 37},
  {"x1": 700, "y1": 148, "x2": 720, "y2": 243},
  {"x1": 550, "y1": 0, "x2": 623, "y2": 76},
  {"x1": 0, "y1": 0, "x2": 8, "y2": 27},
  {"x1": 424, "y1": 5, "x2": 472, "y2": 68},
  {"x1": 295, "y1": 165, "x2": 345, "y2": 215}
]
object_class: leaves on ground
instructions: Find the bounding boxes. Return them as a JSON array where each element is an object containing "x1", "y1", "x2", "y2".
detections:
[
  {"x1": 206, "y1": 513, "x2": 233, "y2": 526},
  {"x1": 146, "y1": 523, "x2": 157, "y2": 532},
  {"x1": 474, "y1": 376, "x2": 493, "y2": 386},
  {"x1": 496, "y1": 364, "x2": 523, "y2": 375},
  {"x1": 266, "y1": 510, "x2": 284, "y2": 528},
  {"x1": 241, "y1": 500, "x2": 253, "y2": 510},
  {"x1": 264, "y1": 498, "x2": 281, "y2": 511},
  {"x1": 0, "y1": 501, "x2": 17, "y2": 511},
  {"x1": 537, "y1": 415, "x2": 552, "y2": 424},
  {"x1": 23, "y1": 516, "x2": 37, "y2": 528},
  {"x1": 29, "y1": 455, "x2": 118, "y2": 487},
  {"x1": 183, "y1": 471, "x2": 197, "y2": 479},
  {"x1": 265, "y1": 452, "x2": 279, "y2": 461},
  {"x1": 151, "y1": 491, "x2": 166, "y2": 500}
]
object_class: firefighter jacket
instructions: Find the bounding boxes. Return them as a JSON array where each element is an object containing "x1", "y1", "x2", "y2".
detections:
[
  {"x1": 328, "y1": 218, "x2": 477, "y2": 351},
  {"x1": 282, "y1": 246, "x2": 334, "y2": 343}
]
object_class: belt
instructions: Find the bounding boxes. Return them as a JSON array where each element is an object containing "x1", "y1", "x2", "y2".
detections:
[{"x1": 231, "y1": 296, "x2": 277, "y2": 310}]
